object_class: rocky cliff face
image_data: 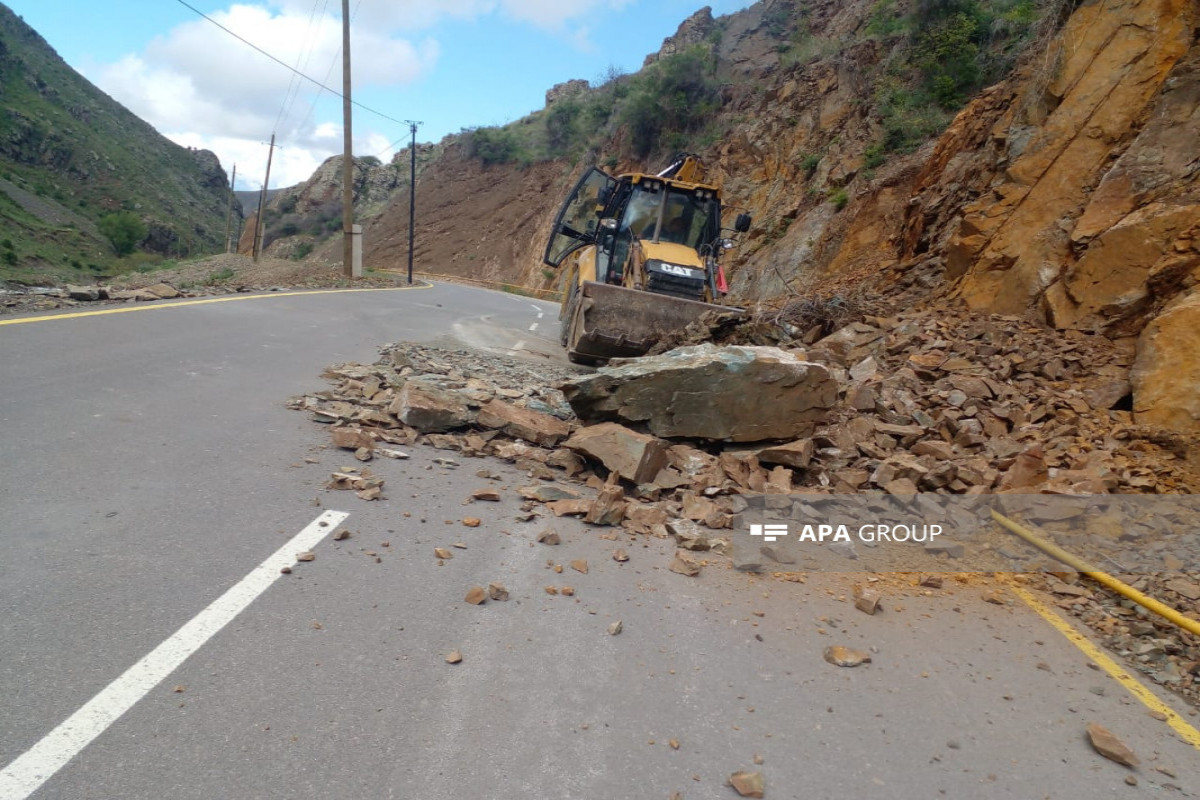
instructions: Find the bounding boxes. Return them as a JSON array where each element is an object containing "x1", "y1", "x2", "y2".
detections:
[
  {"x1": 276, "y1": 0, "x2": 1200, "y2": 434},
  {"x1": 713, "y1": 0, "x2": 1200, "y2": 433},
  {"x1": 897, "y1": 0, "x2": 1200, "y2": 431}
]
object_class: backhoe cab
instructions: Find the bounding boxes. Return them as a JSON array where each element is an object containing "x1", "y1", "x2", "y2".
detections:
[{"x1": 544, "y1": 155, "x2": 750, "y2": 364}]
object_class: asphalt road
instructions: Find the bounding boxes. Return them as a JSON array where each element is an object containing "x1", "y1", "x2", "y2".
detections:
[{"x1": 1, "y1": 283, "x2": 1196, "y2": 799}]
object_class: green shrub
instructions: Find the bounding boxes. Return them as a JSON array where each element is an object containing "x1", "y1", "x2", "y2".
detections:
[
  {"x1": 2, "y1": 250, "x2": 16, "y2": 266},
  {"x1": 864, "y1": 143, "x2": 887, "y2": 169},
  {"x1": 618, "y1": 46, "x2": 721, "y2": 158},
  {"x1": 545, "y1": 98, "x2": 582, "y2": 157},
  {"x1": 98, "y1": 211, "x2": 147, "y2": 256},
  {"x1": 830, "y1": 188, "x2": 849, "y2": 210},
  {"x1": 463, "y1": 126, "x2": 524, "y2": 165},
  {"x1": 866, "y1": 0, "x2": 909, "y2": 37},
  {"x1": 293, "y1": 242, "x2": 314, "y2": 260}
]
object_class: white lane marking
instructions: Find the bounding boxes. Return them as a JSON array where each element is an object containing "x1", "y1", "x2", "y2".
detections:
[
  {"x1": 508, "y1": 339, "x2": 528, "y2": 356},
  {"x1": 529, "y1": 323, "x2": 539, "y2": 332},
  {"x1": 537, "y1": 312, "x2": 544, "y2": 320},
  {"x1": 0, "y1": 510, "x2": 350, "y2": 800}
]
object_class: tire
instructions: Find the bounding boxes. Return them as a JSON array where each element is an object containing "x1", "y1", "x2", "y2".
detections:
[{"x1": 560, "y1": 279, "x2": 579, "y2": 346}]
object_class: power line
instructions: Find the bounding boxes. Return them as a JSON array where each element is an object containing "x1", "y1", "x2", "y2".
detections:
[
  {"x1": 272, "y1": 0, "x2": 325, "y2": 135},
  {"x1": 171, "y1": 0, "x2": 409, "y2": 128}
]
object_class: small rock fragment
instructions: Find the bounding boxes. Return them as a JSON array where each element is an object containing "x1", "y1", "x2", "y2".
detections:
[
  {"x1": 465, "y1": 586, "x2": 487, "y2": 605},
  {"x1": 445, "y1": 650, "x2": 463, "y2": 664},
  {"x1": 729, "y1": 770, "x2": 765, "y2": 798},
  {"x1": 823, "y1": 646, "x2": 871, "y2": 667},
  {"x1": 854, "y1": 587, "x2": 881, "y2": 615},
  {"x1": 983, "y1": 589, "x2": 1006, "y2": 605},
  {"x1": 1086, "y1": 723, "x2": 1139, "y2": 767},
  {"x1": 613, "y1": 548, "x2": 629, "y2": 563},
  {"x1": 669, "y1": 551, "x2": 702, "y2": 577},
  {"x1": 537, "y1": 529, "x2": 561, "y2": 546},
  {"x1": 296, "y1": 551, "x2": 316, "y2": 562},
  {"x1": 607, "y1": 620, "x2": 623, "y2": 636},
  {"x1": 545, "y1": 586, "x2": 559, "y2": 595},
  {"x1": 919, "y1": 574, "x2": 943, "y2": 589},
  {"x1": 333, "y1": 529, "x2": 351, "y2": 541},
  {"x1": 472, "y1": 489, "x2": 501, "y2": 502},
  {"x1": 488, "y1": 582, "x2": 510, "y2": 601},
  {"x1": 434, "y1": 548, "x2": 454, "y2": 560},
  {"x1": 561, "y1": 586, "x2": 575, "y2": 597},
  {"x1": 571, "y1": 559, "x2": 589, "y2": 574},
  {"x1": 463, "y1": 517, "x2": 482, "y2": 528},
  {"x1": 669, "y1": 739, "x2": 680, "y2": 750}
]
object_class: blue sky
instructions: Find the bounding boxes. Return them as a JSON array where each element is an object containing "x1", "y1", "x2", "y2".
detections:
[{"x1": 6, "y1": 0, "x2": 754, "y2": 190}]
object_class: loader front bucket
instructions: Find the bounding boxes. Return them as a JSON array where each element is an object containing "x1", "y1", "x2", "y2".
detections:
[{"x1": 565, "y1": 281, "x2": 742, "y2": 363}]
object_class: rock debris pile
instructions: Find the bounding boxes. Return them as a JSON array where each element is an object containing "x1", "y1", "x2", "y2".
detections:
[{"x1": 288, "y1": 307, "x2": 1199, "y2": 706}]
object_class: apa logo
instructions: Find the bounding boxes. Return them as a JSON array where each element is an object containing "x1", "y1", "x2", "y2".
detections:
[{"x1": 749, "y1": 523, "x2": 789, "y2": 542}]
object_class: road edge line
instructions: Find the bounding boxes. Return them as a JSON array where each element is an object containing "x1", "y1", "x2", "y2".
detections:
[
  {"x1": 0, "y1": 509, "x2": 350, "y2": 799},
  {"x1": 0, "y1": 284, "x2": 431, "y2": 326},
  {"x1": 1009, "y1": 581, "x2": 1200, "y2": 750}
]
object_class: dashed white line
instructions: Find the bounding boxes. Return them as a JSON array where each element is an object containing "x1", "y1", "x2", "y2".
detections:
[
  {"x1": 529, "y1": 323, "x2": 539, "y2": 332},
  {"x1": 0, "y1": 510, "x2": 350, "y2": 800}
]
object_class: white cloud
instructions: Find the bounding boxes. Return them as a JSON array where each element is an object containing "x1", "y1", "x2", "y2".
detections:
[
  {"x1": 92, "y1": 0, "x2": 626, "y2": 188},
  {"x1": 95, "y1": 3, "x2": 436, "y2": 188}
]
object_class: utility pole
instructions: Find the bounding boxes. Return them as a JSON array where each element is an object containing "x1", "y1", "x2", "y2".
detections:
[
  {"x1": 341, "y1": 0, "x2": 354, "y2": 278},
  {"x1": 252, "y1": 135, "x2": 276, "y2": 262},
  {"x1": 224, "y1": 163, "x2": 237, "y2": 253},
  {"x1": 405, "y1": 120, "x2": 421, "y2": 285}
]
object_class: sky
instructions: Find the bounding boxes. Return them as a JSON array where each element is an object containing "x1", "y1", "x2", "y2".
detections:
[{"x1": 6, "y1": 0, "x2": 755, "y2": 191}]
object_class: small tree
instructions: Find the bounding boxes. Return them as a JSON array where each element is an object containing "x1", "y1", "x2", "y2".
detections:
[{"x1": 99, "y1": 212, "x2": 147, "y2": 256}]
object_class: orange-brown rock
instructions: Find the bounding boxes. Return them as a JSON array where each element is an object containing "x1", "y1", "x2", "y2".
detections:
[
  {"x1": 951, "y1": 0, "x2": 1196, "y2": 316},
  {"x1": 1131, "y1": 288, "x2": 1200, "y2": 432}
]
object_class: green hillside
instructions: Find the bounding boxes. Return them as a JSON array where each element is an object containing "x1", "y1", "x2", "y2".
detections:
[{"x1": 0, "y1": 3, "x2": 236, "y2": 283}]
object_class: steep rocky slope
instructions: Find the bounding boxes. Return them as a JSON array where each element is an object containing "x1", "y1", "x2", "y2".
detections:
[
  {"x1": 0, "y1": 3, "x2": 237, "y2": 281},
  {"x1": 264, "y1": 0, "x2": 1198, "y2": 436}
]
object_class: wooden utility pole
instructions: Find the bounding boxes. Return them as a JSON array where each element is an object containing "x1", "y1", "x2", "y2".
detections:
[
  {"x1": 341, "y1": 0, "x2": 354, "y2": 278},
  {"x1": 405, "y1": 120, "x2": 421, "y2": 285},
  {"x1": 224, "y1": 163, "x2": 237, "y2": 253},
  {"x1": 252, "y1": 134, "x2": 276, "y2": 263}
]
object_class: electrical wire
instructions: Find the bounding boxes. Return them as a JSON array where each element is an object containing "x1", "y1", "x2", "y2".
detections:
[
  {"x1": 272, "y1": 0, "x2": 326, "y2": 135},
  {"x1": 171, "y1": 0, "x2": 409, "y2": 127}
]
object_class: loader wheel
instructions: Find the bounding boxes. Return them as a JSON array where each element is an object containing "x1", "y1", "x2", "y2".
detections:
[
  {"x1": 562, "y1": 285, "x2": 600, "y2": 366},
  {"x1": 559, "y1": 280, "x2": 578, "y2": 347}
]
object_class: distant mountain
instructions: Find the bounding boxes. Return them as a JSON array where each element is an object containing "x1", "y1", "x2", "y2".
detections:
[
  {"x1": 0, "y1": 3, "x2": 239, "y2": 283},
  {"x1": 236, "y1": 188, "x2": 284, "y2": 216}
]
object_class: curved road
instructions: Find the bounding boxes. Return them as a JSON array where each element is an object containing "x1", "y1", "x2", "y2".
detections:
[{"x1": 0, "y1": 283, "x2": 1196, "y2": 799}]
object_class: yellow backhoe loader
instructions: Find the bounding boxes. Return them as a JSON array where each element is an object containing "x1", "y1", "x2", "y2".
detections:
[{"x1": 543, "y1": 154, "x2": 750, "y2": 364}]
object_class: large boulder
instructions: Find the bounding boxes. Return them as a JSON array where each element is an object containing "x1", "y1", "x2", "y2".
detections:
[
  {"x1": 1132, "y1": 288, "x2": 1200, "y2": 432},
  {"x1": 387, "y1": 380, "x2": 474, "y2": 432},
  {"x1": 561, "y1": 344, "x2": 837, "y2": 443}
]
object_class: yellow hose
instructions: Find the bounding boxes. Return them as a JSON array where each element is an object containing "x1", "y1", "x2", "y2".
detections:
[{"x1": 991, "y1": 509, "x2": 1200, "y2": 637}]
